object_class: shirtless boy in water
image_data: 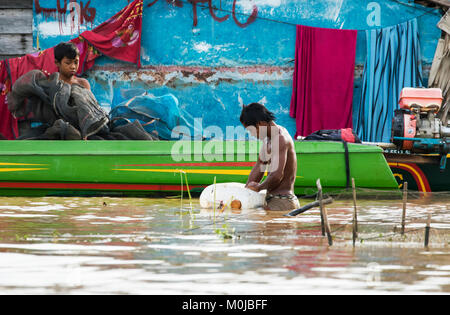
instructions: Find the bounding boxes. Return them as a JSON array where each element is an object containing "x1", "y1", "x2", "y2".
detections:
[
  {"x1": 54, "y1": 42, "x2": 91, "y2": 90},
  {"x1": 240, "y1": 103, "x2": 300, "y2": 211}
]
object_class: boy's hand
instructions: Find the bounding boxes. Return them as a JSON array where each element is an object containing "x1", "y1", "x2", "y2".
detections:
[{"x1": 246, "y1": 181, "x2": 260, "y2": 192}]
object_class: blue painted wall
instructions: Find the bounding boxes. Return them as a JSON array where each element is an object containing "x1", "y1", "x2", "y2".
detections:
[{"x1": 33, "y1": 0, "x2": 441, "y2": 139}]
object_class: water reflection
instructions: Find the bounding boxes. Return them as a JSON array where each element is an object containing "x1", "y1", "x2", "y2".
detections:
[{"x1": 0, "y1": 193, "x2": 448, "y2": 294}]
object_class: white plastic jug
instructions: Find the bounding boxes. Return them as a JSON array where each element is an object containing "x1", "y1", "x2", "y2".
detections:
[{"x1": 200, "y1": 182, "x2": 266, "y2": 210}]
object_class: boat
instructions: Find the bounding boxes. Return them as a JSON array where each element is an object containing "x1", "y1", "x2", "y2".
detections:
[
  {"x1": 0, "y1": 140, "x2": 398, "y2": 197},
  {"x1": 385, "y1": 151, "x2": 450, "y2": 193}
]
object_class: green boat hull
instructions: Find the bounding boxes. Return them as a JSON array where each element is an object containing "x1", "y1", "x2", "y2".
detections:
[{"x1": 0, "y1": 140, "x2": 398, "y2": 197}]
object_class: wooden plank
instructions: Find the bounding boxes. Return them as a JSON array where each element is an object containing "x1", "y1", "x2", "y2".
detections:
[
  {"x1": 0, "y1": 34, "x2": 33, "y2": 55},
  {"x1": 0, "y1": 0, "x2": 32, "y2": 9},
  {"x1": 423, "y1": 0, "x2": 450, "y2": 8},
  {"x1": 0, "y1": 9, "x2": 32, "y2": 34}
]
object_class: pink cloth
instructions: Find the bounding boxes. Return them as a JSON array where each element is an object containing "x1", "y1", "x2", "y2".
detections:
[
  {"x1": 290, "y1": 25, "x2": 357, "y2": 138},
  {"x1": 7, "y1": 48, "x2": 59, "y2": 84},
  {"x1": 0, "y1": 60, "x2": 18, "y2": 140}
]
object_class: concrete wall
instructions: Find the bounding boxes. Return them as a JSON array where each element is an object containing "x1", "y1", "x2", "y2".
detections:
[{"x1": 32, "y1": 0, "x2": 442, "y2": 138}]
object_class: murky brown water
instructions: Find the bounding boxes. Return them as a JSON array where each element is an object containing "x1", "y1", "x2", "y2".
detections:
[{"x1": 0, "y1": 192, "x2": 448, "y2": 294}]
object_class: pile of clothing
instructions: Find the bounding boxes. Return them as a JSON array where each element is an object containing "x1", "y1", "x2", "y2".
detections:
[{"x1": 8, "y1": 70, "x2": 154, "y2": 140}]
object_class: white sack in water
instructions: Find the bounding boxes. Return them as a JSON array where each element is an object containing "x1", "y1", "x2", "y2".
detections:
[{"x1": 200, "y1": 182, "x2": 266, "y2": 209}]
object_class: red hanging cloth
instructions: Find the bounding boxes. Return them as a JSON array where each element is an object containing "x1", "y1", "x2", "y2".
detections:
[
  {"x1": 290, "y1": 25, "x2": 357, "y2": 138},
  {"x1": 80, "y1": 0, "x2": 143, "y2": 67}
]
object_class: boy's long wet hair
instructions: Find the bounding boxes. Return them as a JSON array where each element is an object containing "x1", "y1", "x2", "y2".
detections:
[
  {"x1": 240, "y1": 103, "x2": 276, "y2": 127},
  {"x1": 54, "y1": 42, "x2": 80, "y2": 62}
]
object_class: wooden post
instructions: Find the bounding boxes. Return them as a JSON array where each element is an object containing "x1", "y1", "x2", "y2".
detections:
[
  {"x1": 323, "y1": 206, "x2": 333, "y2": 246},
  {"x1": 401, "y1": 182, "x2": 408, "y2": 235},
  {"x1": 352, "y1": 178, "x2": 358, "y2": 247},
  {"x1": 425, "y1": 213, "x2": 432, "y2": 248},
  {"x1": 316, "y1": 179, "x2": 325, "y2": 236},
  {"x1": 317, "y1": 179, "x2": 333, "y2": 246}
]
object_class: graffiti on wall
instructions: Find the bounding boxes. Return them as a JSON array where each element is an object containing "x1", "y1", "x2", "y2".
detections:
[
  {"x1": 34, "y1": 0, "x2": 97, "y2": 34},
  {"x1": 147, "y1": 0, "x2": 258, "y2": 28},
  {"x1": 34, "y1": 0, "x2": 257, "y2": 36}
]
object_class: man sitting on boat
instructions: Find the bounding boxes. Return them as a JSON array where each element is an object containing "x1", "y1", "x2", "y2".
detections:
[{"x1": 240, "y1": 103, "x2": 300, "y2": 211}]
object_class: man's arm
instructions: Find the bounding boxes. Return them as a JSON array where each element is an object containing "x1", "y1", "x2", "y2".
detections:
[{"x1": 246, "y1": 158, "x2": 265, "y2": 186}]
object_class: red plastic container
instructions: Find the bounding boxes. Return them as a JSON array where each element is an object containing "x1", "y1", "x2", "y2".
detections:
[{"x1": 399, "y1": 88, "x2": 443, "y2": 111}]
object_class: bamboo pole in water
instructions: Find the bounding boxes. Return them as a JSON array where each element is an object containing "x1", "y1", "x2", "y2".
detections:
[
  {"x1": 425, "y1": 213, "x2": 432, "y2": 248},
  {"x1": 316, "y1": 179, "x2": 333, "y2": 246},
  {"x1": 352, "y1": 178, "x2": 358, "y2": 247},
  {"x1": 317, "y1": 179, "x2": 325, "y2": 236},
  {"x1": 401, "y1": 182, "x2": 408, "y2": 235}
]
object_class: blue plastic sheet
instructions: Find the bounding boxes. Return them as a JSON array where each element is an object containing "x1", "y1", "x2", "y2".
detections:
[
  {"x1": 110, "y1": 92, "x2": 202, "y2": 140},
  {"x1": 354, "y1": 19, "x2": 424, "y2": 143}
]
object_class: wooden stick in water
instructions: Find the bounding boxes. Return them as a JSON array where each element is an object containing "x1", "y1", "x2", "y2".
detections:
[
  {"x1": 317, "y1": 179, "x2": 333, "y2": 246},
  {"x1": 425, "y1": 213, "x2": 432, "y2": 248},
  {"x1": 316, "y1": 179, "x2": 325, "y2": 236},
  {"x1": 323, "y1": 206, "x2": 333, "y2": 246},
  {"x1": 352, "y1": 178, "x2": 358, "y2": 247},
  {"x1": 285, "y1": 197, "x2": 333, "y2": 217},
  {"x1": 401, "y1": 182, "x2": 408, "y2": 235}
]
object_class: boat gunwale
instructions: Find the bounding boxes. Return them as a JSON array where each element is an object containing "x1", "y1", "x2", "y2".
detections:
[
  {"x1": 0, "y1": 151, "x2": 384, "y2": 157},
  {"x1": 0, "y1": 140, "x2": 384, "y2": 156}
]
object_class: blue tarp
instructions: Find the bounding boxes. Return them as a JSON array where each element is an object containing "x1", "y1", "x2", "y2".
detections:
[
  {"x1": 110, "y1": 91, "x2": 202, "y2": 140},
  {"x1": 354, "y1": 18, "x2": 424, "y2": 143}
]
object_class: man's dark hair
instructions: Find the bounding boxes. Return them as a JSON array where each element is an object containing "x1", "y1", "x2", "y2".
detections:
[
  {"x1": 240, "y1": 103, "x2": 276, "y2": 127},
  {"x1": 54, "y1": 42, "x2": 80, "y2": 62}
]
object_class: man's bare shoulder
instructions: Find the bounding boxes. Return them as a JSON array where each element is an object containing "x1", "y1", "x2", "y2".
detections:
[
  {"x1": 277, "y1": 126, "x2": 294, "y2": 147},
  {"x1": 285, "y1": 126, "x2": 297, "y2": 142}
]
